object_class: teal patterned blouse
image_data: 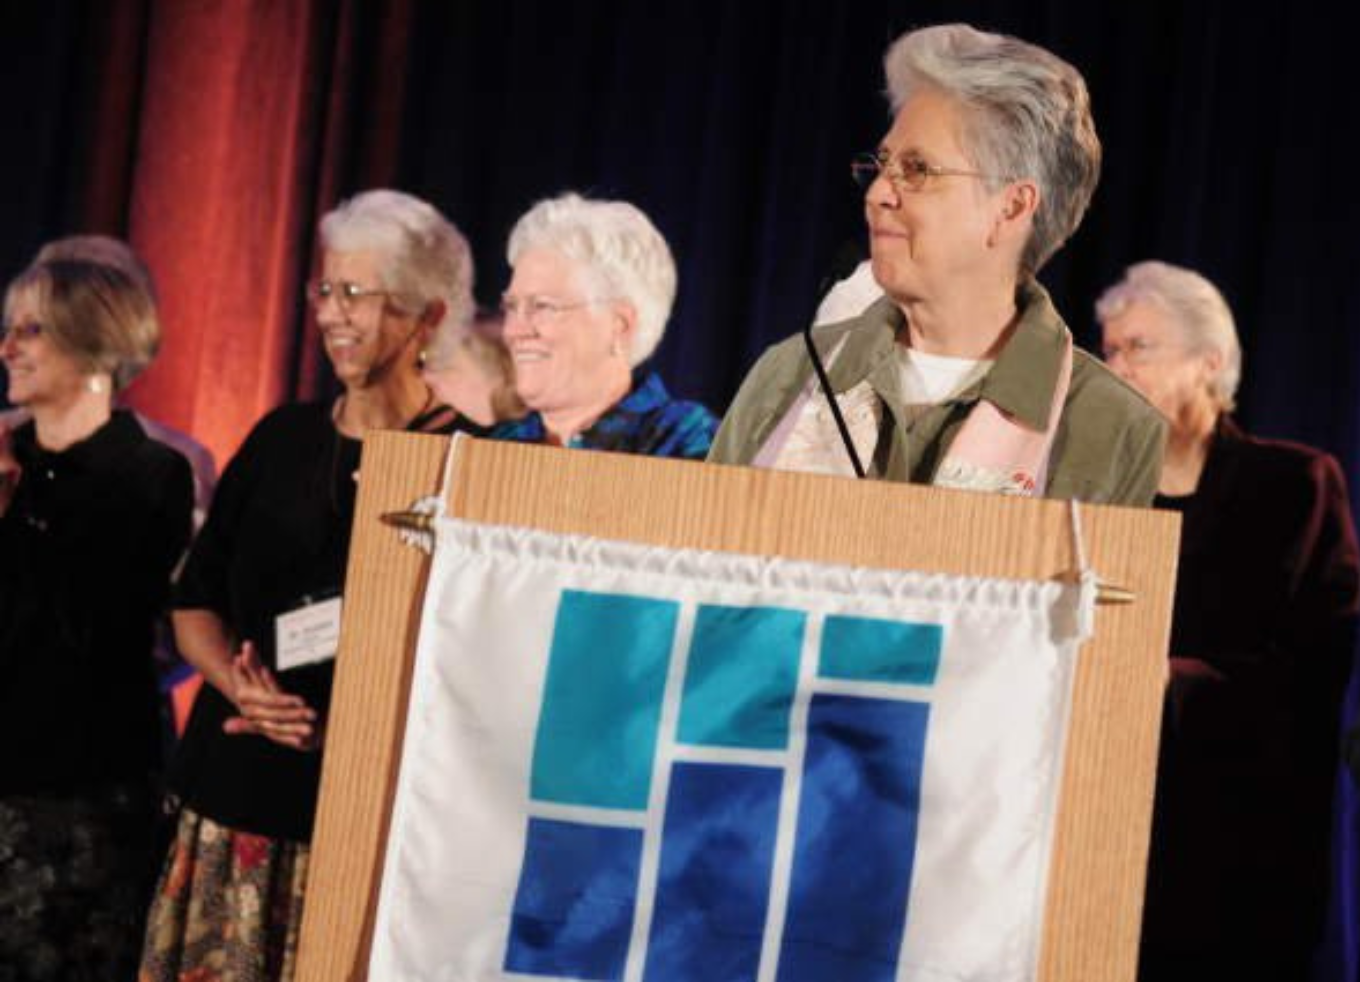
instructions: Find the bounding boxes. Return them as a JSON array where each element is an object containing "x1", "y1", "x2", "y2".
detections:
[{"x1": 491, "y1": 372, "x2": 717, "y2": 460}]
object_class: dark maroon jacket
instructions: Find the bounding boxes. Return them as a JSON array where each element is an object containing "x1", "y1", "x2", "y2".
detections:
[{"x1": 1142, "y1": 417, "x2": 1360, "y2": 961}]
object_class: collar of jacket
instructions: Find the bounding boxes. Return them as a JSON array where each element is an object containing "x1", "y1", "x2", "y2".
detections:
[{"x1": 822, "y1": 278, "x2": 1071, "y2": 432}]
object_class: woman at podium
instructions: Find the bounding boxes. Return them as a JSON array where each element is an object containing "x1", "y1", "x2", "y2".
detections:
[
  {"x1": 139, "y1": 190, "x2": 481, "y2": 981},
  {"x1": 491, "y1": 192, "x2": 718, "y2": 459},
  {"x1": 709, "y1": 23, "x2": 1165, "y2": 505}
]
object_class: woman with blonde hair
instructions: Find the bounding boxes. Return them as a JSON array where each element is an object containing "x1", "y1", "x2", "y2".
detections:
[{"x1": 0, "y1": 259, "x2": 193, "y2": 978}]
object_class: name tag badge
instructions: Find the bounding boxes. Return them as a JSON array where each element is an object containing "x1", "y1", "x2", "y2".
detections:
[{"x1": 275, "y1": 595, "x2": 343, "y2": 673}]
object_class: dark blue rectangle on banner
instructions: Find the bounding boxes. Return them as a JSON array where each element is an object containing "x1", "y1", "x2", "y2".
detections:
[
  {"x1": 777, "y1": 694, "x2": 930, "y2": 982},
  {"x1": 645, "y1": 762, "x2": 783, "y2": 981},
  {"x1": 505, "y1": 817, "x2": 643, "y2": 980}
]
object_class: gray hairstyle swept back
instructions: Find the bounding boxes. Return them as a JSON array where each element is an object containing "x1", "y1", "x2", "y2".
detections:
[
  {"x1": 507, "y1": 192, "x2": 677, "y2": 367},
  {"x1": 883, "y1": 23, "x2": 1101, "y2": 275},
  {"x1": 319, "y1": 189, "x2": 474, "y2": 332},
  {"x1": 1095, "y1": 260, "x2": 1242, "y2": 411}
]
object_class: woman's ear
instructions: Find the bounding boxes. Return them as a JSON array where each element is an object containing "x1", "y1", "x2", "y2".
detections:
[
  {"x1": 421, "y1": 299, "x2": 447, "y2": 329},
  {"x1": 612, "y1": 300, "x2": 638, "y2": 359},
  {"x1": 1198, "y1": 346, "x2": 1225, "y2": 389},
  {"x1": 989, "y1": 180, "x2": 1039, "y2": 248}
]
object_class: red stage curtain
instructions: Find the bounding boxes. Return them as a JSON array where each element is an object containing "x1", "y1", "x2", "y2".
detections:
[{"x1": 114, "y1": 0, "x2": 410, "y2": 467}]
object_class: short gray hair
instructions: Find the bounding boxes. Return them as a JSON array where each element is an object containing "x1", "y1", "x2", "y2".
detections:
[
  {"x1": 1096, "y1": 260, "x2": 1241, "y2": 410},
  {"x1": 883, "y1": 23, "x2": 1101, "y2": 275},
  {"x1": 507, "y1": 192, "x2": 676, "y2": 366},
  {"x1": 319, "y1": 189, "x2": 474, "y2": 332}
]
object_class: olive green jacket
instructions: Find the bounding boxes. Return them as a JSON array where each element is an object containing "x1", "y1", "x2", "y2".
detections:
[{"x1": 709, "y1": 280, "x2": 1166, "y2": 506}]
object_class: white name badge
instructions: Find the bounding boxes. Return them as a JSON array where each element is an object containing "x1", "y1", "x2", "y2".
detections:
[{"x1": 275, "y1": 596, "x2": 343, "y2": 672}]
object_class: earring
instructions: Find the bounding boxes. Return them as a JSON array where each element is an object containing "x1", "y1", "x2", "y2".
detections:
[
  {"x1": 86, "y1": 375, "x2": 107, "y2": 395},
  {"x1": 417, "y1": 348, "x2": 428, "y2": 369}
]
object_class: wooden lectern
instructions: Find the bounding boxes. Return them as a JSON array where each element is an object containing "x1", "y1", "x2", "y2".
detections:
[{"x1": 295, "y1": 433, "x2": 1179, "y2": 981}]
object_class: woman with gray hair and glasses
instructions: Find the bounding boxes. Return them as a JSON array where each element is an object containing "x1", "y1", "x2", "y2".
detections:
[
  {"x1": 491, "y1": 192, "x2": 717, "y2": 458},
  {"x1": 711, "y1": 23, "x2": 1164, "y2": 504},
  {"x1": 141, "y1": 189, "x2": 482, "y2": 981},
  {"x1": 1098, "y1": 260, "x2": 1359, "y2": 982}
]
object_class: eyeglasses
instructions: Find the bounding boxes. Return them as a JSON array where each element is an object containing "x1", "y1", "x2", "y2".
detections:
[
  {"x1": 306, "y1": 279, "x2": 396, "y2": 311},
  {"x1": 1101, "y1": 337, "x2": 1171, "y2": 366},
  {"x1": 500, "y1": 295, "x2": 609, "y2": 327},
  {"x1": 0, "y1": 322, "x2": 43, "y2": 344},
  {"x1": 850, "y1": 149, "x2": 1006, "y2": 192}
]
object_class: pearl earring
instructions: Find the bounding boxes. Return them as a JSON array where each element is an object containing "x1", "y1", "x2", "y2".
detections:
[{"x1": 86, "y1": 375, "x2": 107, "y2": 395}]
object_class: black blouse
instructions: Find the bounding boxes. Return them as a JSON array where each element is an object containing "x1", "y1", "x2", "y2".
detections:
[
  {"x1": 168, "y1": 402, "x2": 474, "y2": 842},
  {"x1": 0, "y1": 411, "x2": 193, "y2": 796}
]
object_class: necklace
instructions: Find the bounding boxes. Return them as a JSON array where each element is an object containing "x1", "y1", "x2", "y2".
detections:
[{"x1": 332, "y1": 385, "x2": 436, "y2": 436}]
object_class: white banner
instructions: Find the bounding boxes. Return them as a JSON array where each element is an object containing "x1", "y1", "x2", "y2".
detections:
[{"x1": 369, "y1": 519, "x2": 1092, "y2": 982}]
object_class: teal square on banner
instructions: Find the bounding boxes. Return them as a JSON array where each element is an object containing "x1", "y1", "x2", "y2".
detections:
[
  {"x1": 530, "y1": 590, "x2": 678, "y2": 811},
  {"x1": 677, "y1": 604, "x2": 805, "y2": 750},
  {"x1": 820, "y1": 615, "x2": 942, "y2": 686}
]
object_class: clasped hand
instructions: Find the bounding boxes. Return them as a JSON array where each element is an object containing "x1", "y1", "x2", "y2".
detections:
[{"x1": 223, "y1": 640, "x2": 322, "y2": 751}]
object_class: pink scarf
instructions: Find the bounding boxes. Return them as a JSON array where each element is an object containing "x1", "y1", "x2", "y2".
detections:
[{"x1": 754, "y1": 329, "x2": 1074, "y2": 497}]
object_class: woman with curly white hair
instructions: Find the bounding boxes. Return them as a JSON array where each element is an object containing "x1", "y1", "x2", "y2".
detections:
[
  {"x1": 492, "y1": 192, "x2": 717, "y2": 458},
  {"x1": 711, "y1": 23, "x2": 1164, "y2": 504}
]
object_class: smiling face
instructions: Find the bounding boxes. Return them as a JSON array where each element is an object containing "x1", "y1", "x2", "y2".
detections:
[
  {"x1": 865, "y1": 88, "x2": 1020, "y2": 306},
  {"x1": 1, "y1": 286, "x2": 89, "y2": 410},
  {"x1": 314, "y1": 249, "x2": 425, "y2": 391},
  {"x1": 501, "y1": 247, "x2": 632, "y2": 415}
]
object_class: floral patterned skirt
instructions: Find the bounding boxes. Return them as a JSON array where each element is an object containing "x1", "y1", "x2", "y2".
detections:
[
  {"x1": 0, "y1": 785, "x2": 157, "y2": 982},
  {"x1": 138, "y1": 807, "x2": 309, "y2": 982}
]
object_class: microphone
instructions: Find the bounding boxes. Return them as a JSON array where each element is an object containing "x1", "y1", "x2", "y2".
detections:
[{"x1": 804, "y1": 241, "x2": 868, "y2": 478}]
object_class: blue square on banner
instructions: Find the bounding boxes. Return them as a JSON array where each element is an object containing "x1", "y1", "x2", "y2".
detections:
[
  {"x1": 820, "y1": 614, "x2": 942, "y2": 686},
  {"x1": 505, "y1": 818, "x2": 643, "y2": 980},
  {"x1": 678, "y1": 604, "x2": 805, "y2": 750},
  {"x1": 531, "y1": 590, "x2": 678, "y2": 810}
]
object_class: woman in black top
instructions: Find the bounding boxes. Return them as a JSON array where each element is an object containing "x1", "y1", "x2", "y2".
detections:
[
  {"x1": 140, "y1": 190, "x2": 483, "y2": 982},
  {"x1": 0, "y1": 260, "x2": 193, "y2": 979}
]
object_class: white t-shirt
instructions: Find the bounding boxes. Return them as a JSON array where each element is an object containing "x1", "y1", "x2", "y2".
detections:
[
  {"x1": 813, "y1": 260, "x2": 993, "y2": 406},
  {"x1": 899, "y1": 347, "x2": 993, "y2": 405}
]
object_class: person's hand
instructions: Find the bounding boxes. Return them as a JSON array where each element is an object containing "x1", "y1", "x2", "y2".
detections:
[
  {"x1": 0, "y1": 424, "x2": 21, "y2": 517},
  {"x1": 1168, "y1": 656, "x2": 1225, "y2": 682},
  {"x1": 1165, "y1": 655, "x2": 1227, "y2": 728},
  {"x1": 222, "y1": 640, "x2": 321, "y2": 751}
]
